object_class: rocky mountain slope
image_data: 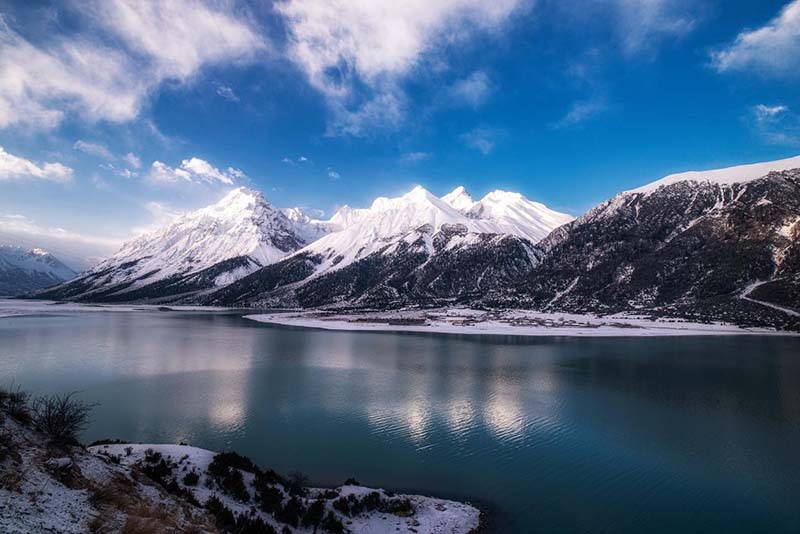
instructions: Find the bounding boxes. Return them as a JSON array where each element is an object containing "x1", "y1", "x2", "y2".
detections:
[
  {"x1": 33, "y1": 188, "x2": 309, "y2": 302},
  {"x1": 495, "y1": 157, "x2": 800, "y2": 330},
  {"x1": 0, "y1": 246, "x2": 76, "y2": 296}
]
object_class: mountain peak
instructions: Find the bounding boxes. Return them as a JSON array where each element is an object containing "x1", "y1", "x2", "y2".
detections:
[
  {"x1": 215, "y1": 187, "x2": 266, "y2": 208},
  {"x1": 441, "y1": 186, "x2": 476, "y2": 212},
  {"x1": 469, "y1": 190, "x2": 574, "y2": 243}
]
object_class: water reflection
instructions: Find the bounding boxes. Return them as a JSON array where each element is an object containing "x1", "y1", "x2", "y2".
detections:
[{"x1": 2, "y1": 313, "x2": 800, "y2": 533}]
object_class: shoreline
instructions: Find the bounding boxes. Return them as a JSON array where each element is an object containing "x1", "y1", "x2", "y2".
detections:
[
  {"x1": 244, "y1": 308, "x2": 798, "y2": 338},
  {"x1": 3, "y1": 298, "x2": 796, "y2": 337}
]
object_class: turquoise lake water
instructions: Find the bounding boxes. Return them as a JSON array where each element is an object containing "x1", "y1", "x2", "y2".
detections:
[{"x1": 1, "y1": 310, "x2": 799, "y2": 532}]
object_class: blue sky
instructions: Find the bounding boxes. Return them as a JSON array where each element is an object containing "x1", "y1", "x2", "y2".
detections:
[{"x1": 1, "y1": 0, "x2": 800, "y2": 265}]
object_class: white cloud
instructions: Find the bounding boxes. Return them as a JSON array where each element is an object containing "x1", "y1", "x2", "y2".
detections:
[
  {"x1": 0, "y1": 1, "x2": 266, "y2": 130},
  {"x1": 712, "y1": 0, "x2": 800, "y2": 77},
  {"x1": 460, "y1": 126, "x2": 505, "y2": 155},
  {"x1": 555, "y1": 0, "x2": 698, "y2": 56},
  {"x1": 124, "y1": 152, "x2": 141, "y2": 169},
  {"x1": 100, "y1": 162, "x2": 138, "y2": 179},
  {"x1": 215, "y1": 83, "x2": 240, "y2": 102},
  {"x1": 0, "y1": 146, "x2": 73, "y2": 183},
  {"x1": 130, "y1": 201, "x2": 183, "y2": 236},
  {"x1": 0, "y1": 213, "x2": 120, "y2": 269},
  {"x1": 447, "y1": 71, "x2": 493, "y2": 108},
  {"x1": 276, "y1": 0, "x2": 522, "y2": 136},
  {"x1": 399, "y1": 151, "x2": 432, "y2": 164},
  {"x1": 612, "y1": 0, "x2": 697, "y2": 55},
  {"x1": 327, "y1": 169, "x2": 341, "y2": 180},
  {"x1": 552, "y1": 97, "x2": 608, "y2": 128},
  {"x1": 749, "y1": 104, "x2": 800, "y2": 145},
  {"x1": 282, "y1": 155, "x2": 312, "y2": 165},
  {"x1": 147, "y1": 157, "x2": 245, "y2": 186},
  {"x1": 73, "y1": 140, "x2": 114, "y2": 160}
]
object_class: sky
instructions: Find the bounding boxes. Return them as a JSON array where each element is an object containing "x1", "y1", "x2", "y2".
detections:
[{"x1": 1, "y1": 0, "x2": 800, "y2": 266}]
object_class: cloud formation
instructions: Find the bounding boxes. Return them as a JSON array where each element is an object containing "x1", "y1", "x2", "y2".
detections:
[
  {"x1": 447, "y1": 71, "x2": 493, "y2": 108},
  {"x1": 0, "y1": 213, "x2": 120, "y2": 269},
  {"x1": 552, "y1": 98, "x2": 609, "y2": 129},
  {"x1": 749, "y1": 104, "x2": 800, "y2": 145},
  {"x1": 147, "y1": 157, "x2": 245, "y2": 186},
  {"x1": 276, "y1": 0, "x2": 522, "y2": 136},
  {"x1": 399, "y1": 151, "x2": 432, "y2": 164},
  {"x1": 712, "y1": 0, "x2": 800, "y2": 77},
  {"x1": 460, "y1": 126, "x2": 505, "y2": 155},
  {"x1": 0, "y1": 1, "x2": 266, "y2": 130},
  {"x1": 215, "y1": 84, "x2": 240, "y2": 102},
  {"x1": 74, "y1": 140, "x2": 114, "y2": 160},
  {"x1": 612, "y1": 0, "x2": 697, "y2": 55},
  {"x1": 0, "y1": 146, "x2": 73, "y2": 183}
]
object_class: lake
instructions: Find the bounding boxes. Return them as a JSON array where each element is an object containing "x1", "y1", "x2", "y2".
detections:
[{"x1": 1, "y1": 309, "x2": 799, "y2": 533}]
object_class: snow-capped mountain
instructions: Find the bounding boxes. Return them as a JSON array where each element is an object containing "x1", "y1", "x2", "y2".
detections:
[
  {"x1": 467, "y1": 190, "x2": 574, "y2": 243},
  {"x1": 295, "y1": 186, "x2": 513, "y2": 275},
  {"x1": 282, "y1": 207, "x2": 335, "y2": 243},
  {"x1": 0, "y1": 245, "x2": 76, "y2": 296},
  {"x1": 500, "y1": 156, "x2": 800, "y2": 330},
  {"x1": 34, "y1": 188, "x2": 308, "y2": 302},
  {"x1": 203, "y1": 185, "x2": 560, "y2": 308},
  {"x1": 441, "y1": 186, "x2": 477, "y2": 213}
]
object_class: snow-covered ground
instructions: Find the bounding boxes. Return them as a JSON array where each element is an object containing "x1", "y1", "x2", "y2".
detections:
[
  {"x1": 245, "y1": 308, "x2": 796, "y2": 337},
  {"x1": 0, "y1": 298, "x2": 230, "y2": 318},
  {"x1": 0, "y1": 417, "x2": 213, "y2": 534},
  {"x1": 90, "y1": 443, "x2": 480, "y2": 534},
  {"x1": 1, "y1": 408, "x2": 480, "y2": 534}
]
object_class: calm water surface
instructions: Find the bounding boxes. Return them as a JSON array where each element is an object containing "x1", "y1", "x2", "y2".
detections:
[{"x1": 1, "y1": 310, "x2": 799, "y2": 533}]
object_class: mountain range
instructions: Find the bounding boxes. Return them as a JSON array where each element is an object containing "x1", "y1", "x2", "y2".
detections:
[
  {"x1": 29, "y1": 155, "x2": 800, "y2": 330},
  {"x1": 0, "y1": 246, "x2": 76, "y2": 296}
]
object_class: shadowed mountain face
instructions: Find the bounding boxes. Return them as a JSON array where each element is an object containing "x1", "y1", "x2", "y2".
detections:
[
  {"x1": 490, "y1": 169, "x2": 800, "y2": 330},
  {"x1": 204, "y1": 223, "x2": 542, "y2": 309},
  {"x1": 0, "y1": 246, "x2": 76, "y2": 296}
]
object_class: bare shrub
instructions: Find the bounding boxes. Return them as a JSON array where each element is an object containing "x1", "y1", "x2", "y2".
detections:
[
  {"x1": 1, "y1": 384, "x2": 32, "y2": 424},
  {"x1": 31, "y1": 392, "x2": 97, "y2": 445}
]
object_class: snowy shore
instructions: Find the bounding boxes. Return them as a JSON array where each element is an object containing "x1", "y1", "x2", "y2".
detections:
[
  {"x1": 92, "y1": 443, "x2": 480, "y2": 534},
  {"x1": 1, "y1": 411, "x2": 480, "y2": 533},
  {"x1": 245, "y1": 308, "x2": 796, "y2": 337}
]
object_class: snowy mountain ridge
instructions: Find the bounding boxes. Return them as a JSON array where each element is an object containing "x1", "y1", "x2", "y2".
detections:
[
  {"x1": 100, "y1": 187, "x2": 304, "y2": 282},
  {"x1": 0, "y1": 245, "x2": 77, "y2": 295},
  {"x1": 291, "y1": 185, "x2": 554, "y2": 276},
  {"x1": 628, "y1": 154, "x2": 800, "y2": 195}
]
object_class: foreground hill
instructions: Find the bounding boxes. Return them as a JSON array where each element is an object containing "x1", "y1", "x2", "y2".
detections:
[{"x1": 0, "y1": 392, "x2": 480, "y2": 534}]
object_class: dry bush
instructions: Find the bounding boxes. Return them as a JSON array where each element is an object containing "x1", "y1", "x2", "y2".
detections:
[
  {"x1": 122, "y1": 502, "x2": 183, "y2": 534},
  {"x1": 1, "y1": 385, "x2": 31, "y2": 424},
  {"x1": 31, "y1": 392, "x2": 97, "y2": 445}
]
